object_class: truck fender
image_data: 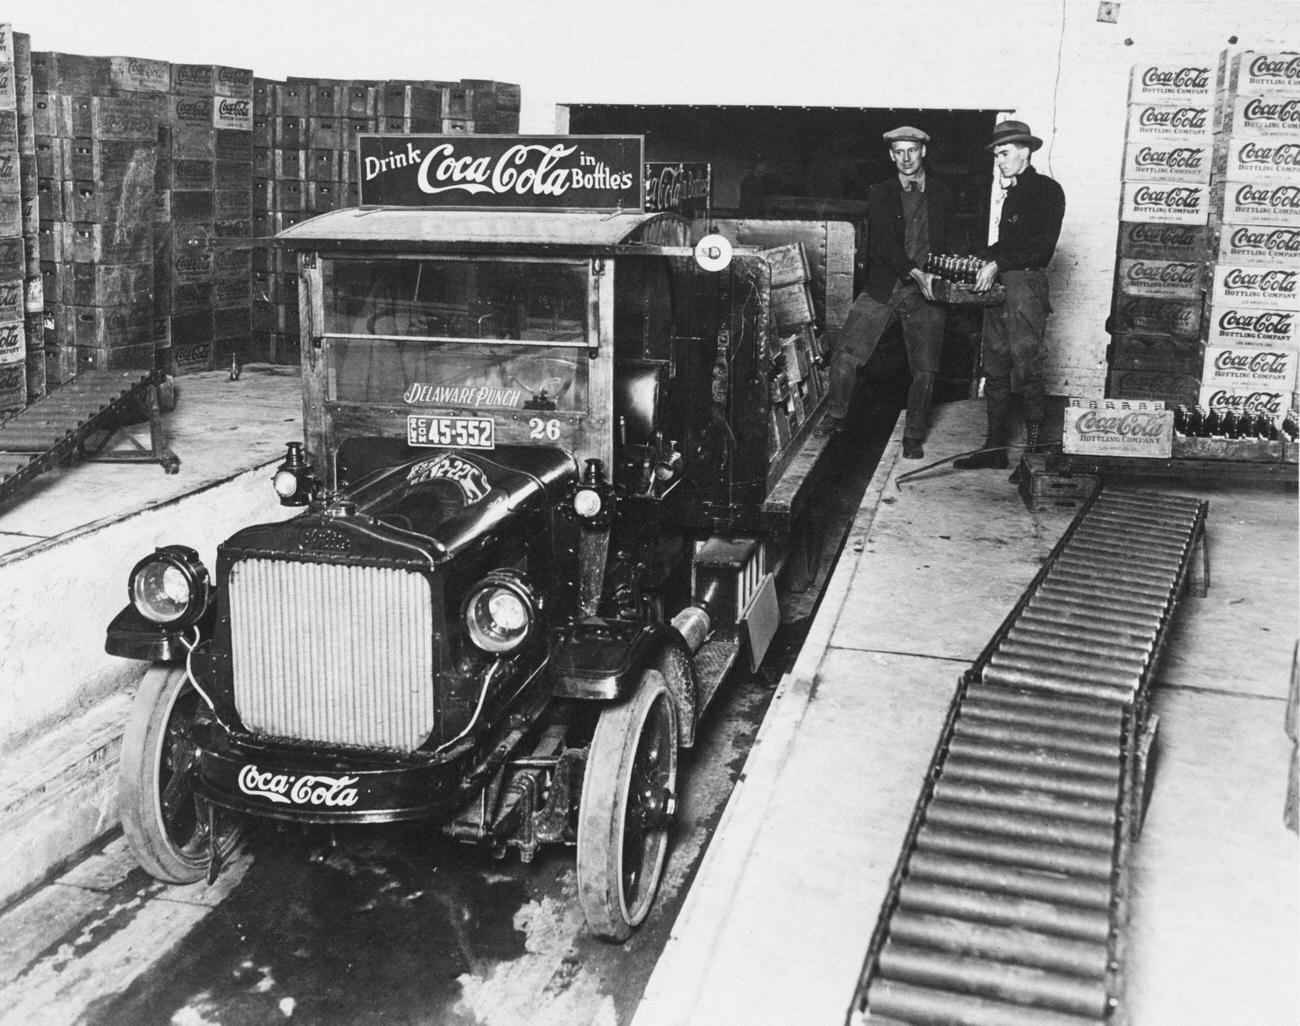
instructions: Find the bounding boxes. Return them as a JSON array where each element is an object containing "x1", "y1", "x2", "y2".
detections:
[{"x1": 550, "y1": 619, "x2": 700, "y2": 745}]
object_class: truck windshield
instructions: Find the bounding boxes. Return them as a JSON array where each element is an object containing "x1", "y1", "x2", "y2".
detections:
[
  {"x1": 322, "y1": 257, "x2": 591, "y2": 413},
  {"x1": 323, "y1": 257, "x2": 589, "y2": 344}
]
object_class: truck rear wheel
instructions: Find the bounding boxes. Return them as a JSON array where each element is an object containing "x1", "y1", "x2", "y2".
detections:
[
  {"x1": 576, "y1": 669, "x2": 678, "y2": 941},
  {"x1": 118, "y1": 666, "x2": 244, "y2": 883}
]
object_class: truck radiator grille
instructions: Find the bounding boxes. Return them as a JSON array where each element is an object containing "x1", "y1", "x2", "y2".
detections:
[{"x1": 228, "y1": 558, "x2": 436, "y2": 752}]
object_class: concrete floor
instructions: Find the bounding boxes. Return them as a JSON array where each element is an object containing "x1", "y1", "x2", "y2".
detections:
[{"x1": 634, "y1": 399, "x2": 1299, "y2": 1026}]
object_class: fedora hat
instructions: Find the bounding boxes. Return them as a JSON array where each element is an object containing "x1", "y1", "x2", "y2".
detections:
[{"x1": 987, "y1": 120, "x2": 1042, "y2": 152}]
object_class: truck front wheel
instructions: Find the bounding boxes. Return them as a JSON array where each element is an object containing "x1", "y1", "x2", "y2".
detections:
[
  {"x1": 576, "y1": 669, "x2": 679, "y2": 942},
  {"x1": 118, "y1": 666, "x2": 244, "y2": 883}
]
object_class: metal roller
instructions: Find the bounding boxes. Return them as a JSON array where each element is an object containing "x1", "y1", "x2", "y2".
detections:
[
  {"x1": 933, "y1": 778, "x2": 1116, "y2": 827},
  {"x1": 961, "y1": 684, "x2": 1127, "y2": 725},
  {"x1": 1015, "y1": 609, "x2": 1157, "y2": 646},
  {"x1": 896, "y1": 879, "x2": 1113, "y2": 939},
  {"x1": 945, "y1": 736, "x2": 1121, "y2": 782},
  {"x1": 905, "y1": 851, "x2": 1113, "y2": 910},
  {"x1": 999, "y1": 622, "x2": 1152, "y2": 661},
  {"x1": 887, "y1": 910, "x2": 1110, "y2": 978},
  {"x1": 1024, "y1": 585, "x2": 1170, "y2": 616},
  {"x1": 951, "y1": 716, "x2": 1127, "y2": 760},
  {"x1": 878, "y1": 942, "x2": 1111, "y2": 1017},
  {"x1": 986, "y1": 650, "x2": 1142, "y2": 691},
  {"x1": 959, "y1": 704, "x2": 1122, "y2": 743},
  {"x1": 1050, "y1": 559, "x2": 1176, "y2": 591},
  {"x1": 1065, "y1": 537, "x2": 1188, "y2": 566},
  {"x1": 1070, "y1": 527, "x2": 1190, "y2": 555},
  {"x1": 940, "y1": 757, "x2": 1120, "y2": 804},
  {"x1": 924, "y1": 799, "x2": 1117, "y2": 853},
  {"x1": 915, "y1": 827, "x2": 1117, "y2": 882},
  {"x1": 980, "y1": 664, "x2": 1137, "y2": 703},
  {"x1": 866, "y1": 980, "x2": 1106, "y2": 1026},
  {"x1": 994, "y1": 638, "x2": 1148, "y2": 677}
]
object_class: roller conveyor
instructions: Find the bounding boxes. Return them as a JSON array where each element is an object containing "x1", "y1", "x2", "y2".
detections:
[
  {"x1": 0, "y1": 370, "x2": 179, "y2": 510},
  {"x1": 850, "y1": 487, "x2": 1208, "y2": 1026}
]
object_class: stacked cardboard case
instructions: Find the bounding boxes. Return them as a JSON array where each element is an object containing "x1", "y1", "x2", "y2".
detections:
[
  {"x1": 1, "y1": 26, "x2": 42, "y2": 413},
  {"x1": 249, "y1": 76, "x2": 519, "y2": 365},
  {"x1": 158, "y1": 63, "x2": 255, "y2": 374},
  {"x1": 1109, "y1": 58, "x2": 1216, "y2": 406},
  {"x1": 31, "y1": 53, "x2": 159, "y2": 384},
  {"x1": 1204, "y1": 50, "x2": 1300, "y2": 430}
]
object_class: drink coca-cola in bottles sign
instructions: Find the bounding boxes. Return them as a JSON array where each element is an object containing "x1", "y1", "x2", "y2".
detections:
[{"x1": 357, "y1": 135, "x2": 645, "y2": 212}]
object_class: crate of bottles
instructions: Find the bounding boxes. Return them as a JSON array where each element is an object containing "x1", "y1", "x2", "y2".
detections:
[
  {"x1": 1171, "y1": 403, "x2": 1299, "y2": 462},
  {"x1": 925, "y1": 253, "x2": 1006, "y2": 305}
]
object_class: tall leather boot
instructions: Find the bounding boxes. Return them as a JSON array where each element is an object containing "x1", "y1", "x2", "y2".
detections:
[
  {"x1": 953, "y1": 389, "x2": 1011, "y2": 470},
  {"x1": 1009, "y1": 419, "x2": 1043, "y2": 484}
]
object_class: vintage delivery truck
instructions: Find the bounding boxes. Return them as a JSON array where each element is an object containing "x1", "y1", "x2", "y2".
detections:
[{"x1": 106, "y1": 135, "x2": 853, "y2": 939}]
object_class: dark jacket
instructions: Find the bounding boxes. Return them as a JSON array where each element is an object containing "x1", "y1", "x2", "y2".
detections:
[{"x1": 863, "y1": 173, "x2": 961, "y2": 303}]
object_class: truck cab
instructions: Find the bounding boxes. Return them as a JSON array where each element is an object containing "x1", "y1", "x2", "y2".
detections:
[{"x1": 107, "y1": 135, "x2": 850, "y2": 939}]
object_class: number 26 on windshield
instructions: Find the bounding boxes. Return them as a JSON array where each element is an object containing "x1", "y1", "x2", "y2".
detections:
[{"x1": 529, "y1": 418, "x2": 562, "y2": 441}]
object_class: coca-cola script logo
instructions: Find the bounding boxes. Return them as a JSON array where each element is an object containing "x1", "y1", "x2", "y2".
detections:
[
  {"x1": 1127, "y1": 261, "x2": 1200, "y2": 285},
  {"x1": 174, "y1": 99, "x2": 212, "y2": 120},
  {"x1": 126, "y1": 58, "x2": 167, "y2": 81},
  {"x1": 218, "y1": 67, "x2": 253, "y2": 87},
  {"x1": 1228, "y1": 227, "x2": 1300, "y2": 254},
  {"x1": 1250, "y1": 55, "x2": 1300, "y2": 82},
  {"x1": 1219, "y1": 309, "x2": 1296, "y2": 336},
  {"x1": 175, "y1": 64, "x2": 212, "y2": 86},
  {"x1": 1127, "y1": 224, "x2": 1199, "y2": 248},
  {"x1": 1243, "y1": 97, "x2": 1300, "y2": 125},
  {"x1": 218, "y1": 98, "x2": 251, "y2": 118},
  {"x1": 1234, "y1": 183, "x2": 1300, "y2": 208},
  {"x1": 1222, "y1": 268, "x2": 1298, "y2": 295},
  {"x1": 365, "y1": 141, "x2": 634, "y2": 198},
  {"x1": 237, "y1": 765, "x2": 360, "y2": 807},
  {"x1": 1074, "y1": 409, "x2": 1167, "y2": 438},
  {"x1": 1213, "y1": 349, "x2": 1291, "y2": 374},
  {"x1": 1206, "y1": 389, "x2": 1285, "y2": 416},
  {"x1": 1137, "y1": 106, "x2": 1209, "y2": 130},
  {"x1": 1141, "y1": 66, "x2": 1211, "y2": 89},
  {"x1": 1238, "y1": 142, "x2": 1300, "y2": 168},
  {"x1": 1132, "y1": 185, "x2": 1203, "y2": 209},
  {"x1": 1134, "y1": 146, "x2": 1205, "y2": 171}
]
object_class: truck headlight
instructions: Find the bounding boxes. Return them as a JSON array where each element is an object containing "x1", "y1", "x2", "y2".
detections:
[
  {"x1": 463, "y1": 573, "x2": 537, "y2": 654},
  {"x1": 129, "y1": 546, "x2": 210, "y2": 627}
]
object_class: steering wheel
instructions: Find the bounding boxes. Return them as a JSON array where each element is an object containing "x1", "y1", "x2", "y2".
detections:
[{"x1": 506, "y1": 356, "x2": 580, "y2": 409}]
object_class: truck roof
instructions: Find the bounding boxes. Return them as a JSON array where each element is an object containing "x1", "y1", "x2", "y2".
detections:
[{"x1": 275, "y1": 208, "x2": 690, "y2": 256}]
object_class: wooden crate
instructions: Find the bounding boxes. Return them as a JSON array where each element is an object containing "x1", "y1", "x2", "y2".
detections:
[{"x1": 1017, "y1": 453, "x2": 1100, "y2": 512}]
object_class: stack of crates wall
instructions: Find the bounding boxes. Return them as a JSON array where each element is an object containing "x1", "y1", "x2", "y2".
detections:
[
  {"x1": 31, "y1": 51, "x2": 158, "y2": 383},
  {"x1": 1107, "y1": 56, "x2": 1216, "y2": 406},
  {"x1": 160, "y1": 62, "x2": 254, "y2": 375},
  {"x1": 1203, "y1": 49, "x2": 1300, "y2": 430},
  {"x1": 249, "y1": 76, "x2": 517, "y2": 365},
  {"x1": 1, "y1": 25, "x2": 41, "y2": 413}
]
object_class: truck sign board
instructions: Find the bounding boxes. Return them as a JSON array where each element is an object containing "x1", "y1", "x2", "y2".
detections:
[{"x1": 357, "y1": 134, "x2": 645, "y2": 211}]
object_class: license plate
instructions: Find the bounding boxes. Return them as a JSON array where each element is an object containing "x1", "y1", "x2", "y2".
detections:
[{"x1": 406, "y1": 415, "x2": 495, "y2": 449}]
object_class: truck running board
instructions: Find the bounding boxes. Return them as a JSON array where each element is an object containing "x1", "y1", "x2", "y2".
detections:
[
  {"x1": 0, "y1": 370, "x2": 179, "y2": 510},
  {"x1": 849, "y1": 487, "x2": 1209, "y2": 1026}
]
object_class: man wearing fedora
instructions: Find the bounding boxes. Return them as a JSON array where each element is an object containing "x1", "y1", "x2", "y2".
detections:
[
  {"x1": 957, "y1": 119, "x2": 1066, "y2": 479},
  {"x1": 816, "y1": 125, "x2": 962, "y2": 459}
]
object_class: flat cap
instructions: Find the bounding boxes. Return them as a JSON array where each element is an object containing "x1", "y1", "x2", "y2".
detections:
[{"x1": 883, "y1": 125, "x2": 930, "y2": 144}]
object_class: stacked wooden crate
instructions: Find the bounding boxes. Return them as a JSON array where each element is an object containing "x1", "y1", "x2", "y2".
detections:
[
  {"x1": 1203, "y1": 50, "x2": 1300, "y2": 432},
  {"x1": 763, "y1": 241, "x2": 826, "y2": 452},
  {"x1": 1108, "y1": 57, "x2": 1216, "y2": 405},
  {"x1": 0, "y1": 25, "x2": 40, "y2": 413},
  {"x1": 32, "y1": 52, "x2": 158, "y2": 383},
  {"x1": 249, "y1": 76, "x2": 520, "y2": 365},
  {"x1": 158, "y1": 62, "x2": 255, "y2": 374}
]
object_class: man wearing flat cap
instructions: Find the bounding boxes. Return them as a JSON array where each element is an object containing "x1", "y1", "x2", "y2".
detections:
[
  {"x1": 817, "y1": 125, "x2": 962, "y2": 458},
  {"x1": 957, "y1": 119, "x2": 1066, "y2": 479}
]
